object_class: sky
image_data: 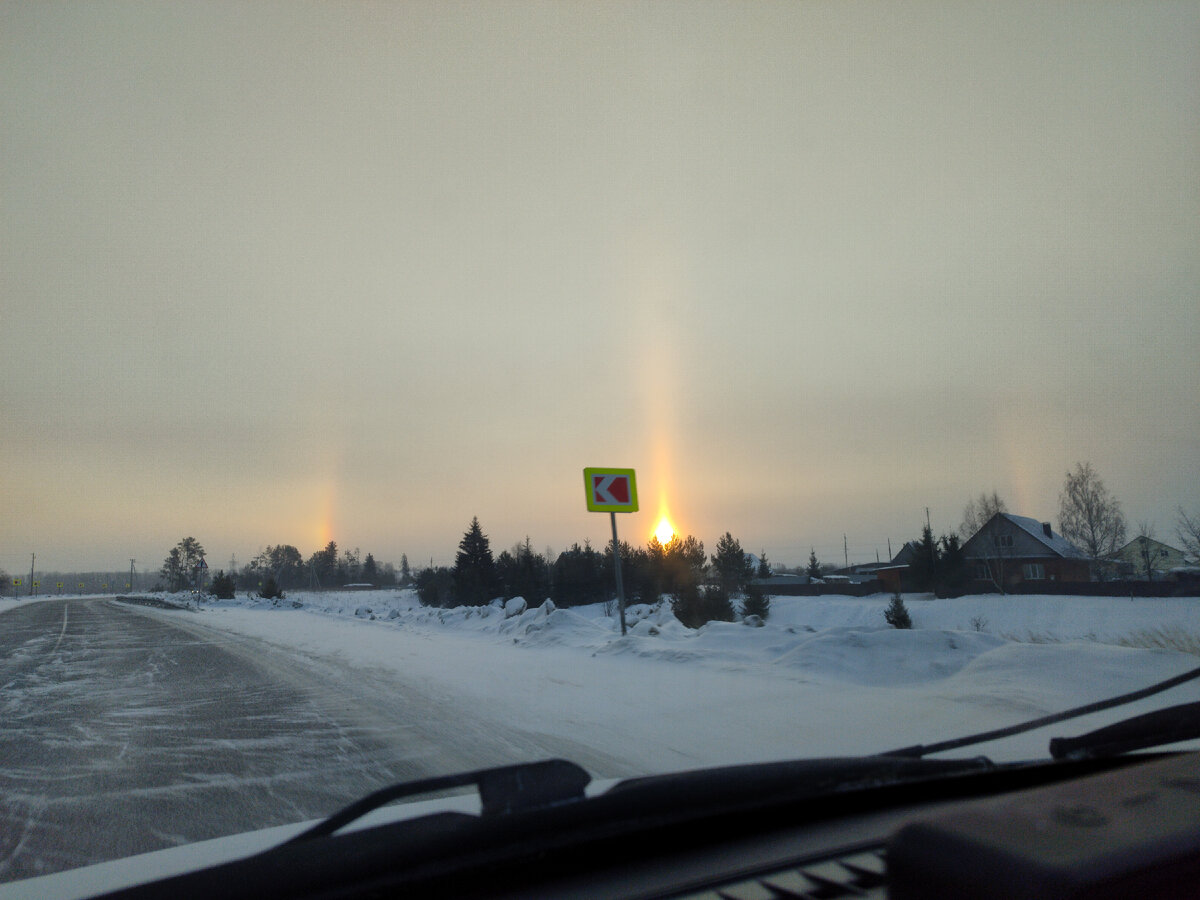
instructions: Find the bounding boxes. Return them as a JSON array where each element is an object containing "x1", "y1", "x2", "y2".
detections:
[{"x1": 2, "y1": 1, "x2": 1198, "y2": 577}]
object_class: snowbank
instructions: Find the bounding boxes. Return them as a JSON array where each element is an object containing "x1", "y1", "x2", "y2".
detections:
[{"x1": 126, "y1": 587, "x2": 1200, "y2": 769}]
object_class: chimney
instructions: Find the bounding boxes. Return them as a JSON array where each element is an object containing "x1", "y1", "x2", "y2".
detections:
[{"x1": 1042, "y1": 522, "x2": 1053, "y2": 538}]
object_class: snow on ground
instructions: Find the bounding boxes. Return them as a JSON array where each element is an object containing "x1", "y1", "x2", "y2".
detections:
[{"x1": 162, "y1": 588, "x2": 1200, "y2": 772}]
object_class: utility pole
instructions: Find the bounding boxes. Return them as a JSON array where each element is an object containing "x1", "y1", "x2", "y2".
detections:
[
  {"x1": 843, "y1": 535, "x2": 849, "y2": 569},
  {"x1": 130, "y1": 559, "x2": 136, "y2": 593},
  {"x1": 29, "y1": 553, "x2": 35, "y2": 598}
]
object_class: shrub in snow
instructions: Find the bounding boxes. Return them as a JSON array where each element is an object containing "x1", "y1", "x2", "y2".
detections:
[
  {"x1": 260, "y1": 576, "x2": 284, "y2": 601},
  {"x1": 671, "y1": 580, "x2": 735, "y2": 629},
  {"x1": 743, "y1": 614, "x2": 764, "y2": 628},
  {"x1": 885, "y1": 593, "x2": 913, "y2": 629},
  {"x1": 504, "y1": 596, "x2": 528, "y2": 618},
  {"x1": 354, "y1": 606, "x2": 373, "y2": 618}
]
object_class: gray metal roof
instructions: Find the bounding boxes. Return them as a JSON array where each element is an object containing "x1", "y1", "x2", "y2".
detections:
[{"x1": 1001, "y1": 513, "x2": 1088, "y2": 558}]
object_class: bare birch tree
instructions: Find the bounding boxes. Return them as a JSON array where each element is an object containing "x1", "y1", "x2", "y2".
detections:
[
  {"x1": 1058, "y1": 462, "x2": 1126, "y2": 567},
  {"x1": 959, "y1": 491, "x2": 1008, "y2": 539}
]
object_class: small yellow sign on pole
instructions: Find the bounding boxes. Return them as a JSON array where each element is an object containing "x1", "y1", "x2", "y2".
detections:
[{"x1": 583, "y1": 466, "x2": 638, "y2": 636}]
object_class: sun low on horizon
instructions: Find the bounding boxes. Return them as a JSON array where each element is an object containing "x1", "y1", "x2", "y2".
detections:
[{"x1": 653, "y1": 515, "x2": 676, "y2": 546}]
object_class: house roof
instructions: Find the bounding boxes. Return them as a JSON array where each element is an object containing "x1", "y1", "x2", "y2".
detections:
[{"x1": 998, "y1": 513, "x2": 1088, "y2": 558}]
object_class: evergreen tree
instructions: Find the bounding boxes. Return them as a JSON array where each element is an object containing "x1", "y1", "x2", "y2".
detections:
[
  {"x1": 934, "y1": 534, "x2": 968, "y2": 598},
  {"x1": 551, "y1": 543, "x2": 606, "y2": 607},
  {"x1": 885, "y1": 592, "x2": 912, "y2": 628},
  {"x1": 741, "y1": 582, "x2": 770, "y2": 620},
  {"x1": 361, "y1": 553, "x2": 378, "y2": 583},
  {"x1": 400, "y1": 553, "x2": 411, "y2": 585},
  {"x1": 806, "y1": 548, "x2": 822, "y2": 579},
  {"x1": 454, "y1": 516, "x2": 499, "y2": 605},
  {"x1": 672, "y1": 576, "x2": 734, "y2": 628},
  {"x1": 260, "y1": 575, "x2": 284, "y2": 600},
  {"x1": 415, "y1": 566, "x2": 455, "y2": 607},
  {"x1": 308, "y1": 541, "x2": 338, "y2": 588},
  {"x1": 756, "y1": 550, "x2": 772, "y2": 579},
  {"x1": 711, "y1": 532, "x2": 753, "y2": 594},
  {"x1": 661, "y1": 535, "x2": 706, "y2": 596},
  {"x1": 209, "y1": 570, "x2": 236, "y2": 599},
  {"x1": 908, "y1": 525, "x2": 939, "y2": 592},
  {"x1": 602, "y1": 539, "x2": 641, "y2": 601}
]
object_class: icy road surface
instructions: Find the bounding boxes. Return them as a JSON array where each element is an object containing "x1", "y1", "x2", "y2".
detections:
[{"x1": 0, "y1": 597, "x2": 620, "y2": 884}]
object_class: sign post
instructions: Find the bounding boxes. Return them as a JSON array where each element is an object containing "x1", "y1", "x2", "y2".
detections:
[{"x1": 583, "y1": 467, "x2": 639, "y2": 636}]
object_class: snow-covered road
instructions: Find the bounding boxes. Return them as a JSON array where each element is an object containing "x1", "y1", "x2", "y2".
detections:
[{"x1": 0, "y1": 598, "x2": 621, "y2": 884}]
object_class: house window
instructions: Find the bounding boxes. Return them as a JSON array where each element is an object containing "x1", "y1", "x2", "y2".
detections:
[
  {"x1": 994, "y1": 534, "x2": 1014, "y2": 549},
  {"x1": 1022, "y1": 563, "x2": 1045, "y2": 580}
]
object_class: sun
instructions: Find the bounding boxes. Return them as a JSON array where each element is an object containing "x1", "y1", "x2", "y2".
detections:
[{"x1": 654, "y1": 516, "x2": 676, "y2": 546}]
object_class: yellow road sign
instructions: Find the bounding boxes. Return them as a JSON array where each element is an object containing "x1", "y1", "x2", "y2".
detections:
[{"x1": 583, "y1": 467, "x2": 638, "y2": 513}]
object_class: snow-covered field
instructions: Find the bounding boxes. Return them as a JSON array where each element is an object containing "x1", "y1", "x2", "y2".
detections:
[{"x1": 110, "y1": 588, "x2": 1200, "y2": 771}]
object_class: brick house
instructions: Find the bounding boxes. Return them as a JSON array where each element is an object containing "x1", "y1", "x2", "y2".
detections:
[{"x1": 962, "y1": 513, "x2": 1090, "y2": 590}]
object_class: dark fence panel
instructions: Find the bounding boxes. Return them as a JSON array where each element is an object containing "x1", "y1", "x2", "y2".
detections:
[{"x1": 986, "y1": 580, "x2": 1200, "y2": 598}]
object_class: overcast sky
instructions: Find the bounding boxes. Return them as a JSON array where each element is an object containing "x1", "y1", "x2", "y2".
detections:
[{"x1": 2, "y1": 1, "x2": 1197, "y2": 576}]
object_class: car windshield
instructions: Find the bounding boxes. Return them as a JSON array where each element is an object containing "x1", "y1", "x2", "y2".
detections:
[{"x1": 2, "y1": 0, "x2": 1198, "y2": 889}]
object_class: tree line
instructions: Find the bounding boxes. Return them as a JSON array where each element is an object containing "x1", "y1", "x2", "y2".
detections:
[
  {"x1": 416, "y1": 517, "x2": 771, "y2": 626},
  {"x1": 158, "y1": 537, "x2": 408, "y2": 596},
  {"x1": 151, "y1": 461, "x2": 1196, "y2": 612}
]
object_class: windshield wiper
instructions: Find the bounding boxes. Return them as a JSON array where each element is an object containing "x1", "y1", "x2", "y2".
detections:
[
  {"x1": 1049, "y1": 700, "x2": 1200, "y2": 760},
  {"x1": 880, "y1": 662, "x2": 1200, "y2": 758},
  {"x1": 277, "y1": 663, "x2": 1200, "y2": 855},
  {"x1": 284, "y1": 758, "x2": 590, "y2": 844}
]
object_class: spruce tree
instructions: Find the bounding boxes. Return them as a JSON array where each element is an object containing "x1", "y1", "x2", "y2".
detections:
[
  {"x1": 741, "y1": 582, "x2": 770, "y2": 620},
  {"x1": 711, "y1": 532, "x2": 752, "y2": 594},
  {"x1": 454, "y1": 516, "x2": 499, "y2": 606},
  {"x1": 806, "y1": 548, "x2": 822, "y2": 579},
  {"x1": 885, "y1": 592, "x2": 912, "y2": 628},
  {"x1": 209, "y1": 570, "x2": 236, "y2": 600}
]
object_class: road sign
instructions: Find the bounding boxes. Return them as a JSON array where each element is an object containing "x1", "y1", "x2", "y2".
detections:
[{"x1": 583, "y1": 467, "x2": 639, "y2": 513}]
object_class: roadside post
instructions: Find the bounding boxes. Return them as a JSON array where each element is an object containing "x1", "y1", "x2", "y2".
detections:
[
  {"x1": 583, "y1": 467, "x2": 639, "y2": 636},
  {"x1": 12, "y1": 577, "x2": 20, "y2": 600}
]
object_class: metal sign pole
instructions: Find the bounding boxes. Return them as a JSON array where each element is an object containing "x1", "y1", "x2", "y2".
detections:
[
  {"x1": 584, "y1": 466, "x2": 638, "y2": 637},
  {"x1": 609, "y1": 511, "x2": 628, "y2": 636}
]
